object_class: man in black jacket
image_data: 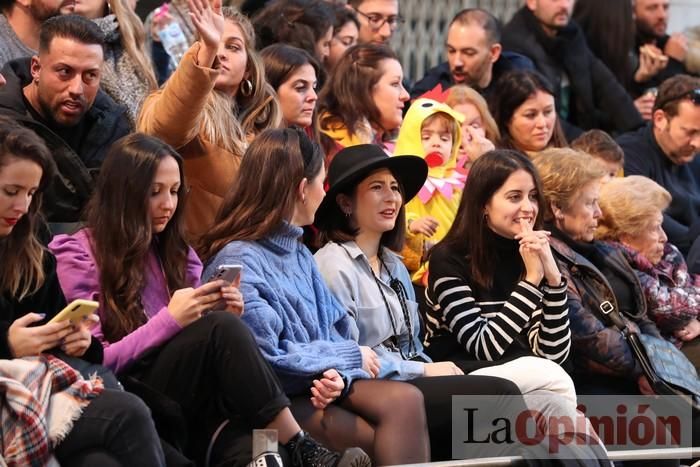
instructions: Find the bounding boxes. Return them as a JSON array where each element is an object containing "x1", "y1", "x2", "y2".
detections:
[
  {"x1": 502, "y1": 0, "x2": 644, "y2": 138},
  {"x1": 0, "y1": 14, "x2": 129, "y2": 229},
  {"x1": 618, "y1": 74, "x2": 700, "y2": 257},
  {"x1": 410, "y1": 8, "x2": 533, "y2": 100}
]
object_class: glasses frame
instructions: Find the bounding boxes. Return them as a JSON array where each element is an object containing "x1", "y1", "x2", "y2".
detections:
[{"x1": 354, "y1": 9, "x2": 405, "y2": 31}]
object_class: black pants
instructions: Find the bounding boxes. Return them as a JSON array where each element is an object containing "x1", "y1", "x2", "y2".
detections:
[
  {"x1": 407, "y1": 375, "x2": 523, "y2": 460},
  {"x1": 125, "y1": 312, "x2": 291, "y2": 467},
  {"x1": 55, "y1": 389, "x2": 166, "y2": 467}
]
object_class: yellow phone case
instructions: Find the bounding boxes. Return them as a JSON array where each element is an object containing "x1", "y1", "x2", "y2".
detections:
[{"x1": 48, "y1": 299, "x2": 99, "y2": 324}]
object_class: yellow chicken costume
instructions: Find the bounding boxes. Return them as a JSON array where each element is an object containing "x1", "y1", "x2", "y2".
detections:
[{"x1": 394, "y1": 98, "x2": 465, "y2": 285}]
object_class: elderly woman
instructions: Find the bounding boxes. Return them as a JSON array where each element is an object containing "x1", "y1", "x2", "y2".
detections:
[
  {"x1": 535, "y1": 148, "x2": 700, "y2": 461},
  {"x1": 596, "y1": 176, "x2": 700, "y2": 369}
]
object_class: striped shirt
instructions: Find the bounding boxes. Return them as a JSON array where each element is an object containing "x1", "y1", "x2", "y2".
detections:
[{"x1": 425, "y1": 242, "x2": 571, "y2": 364}]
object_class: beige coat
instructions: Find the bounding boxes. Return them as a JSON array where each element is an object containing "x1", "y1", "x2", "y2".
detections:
[{"x1": 138, "y1": 42, "x2": 241, "y2": 243}]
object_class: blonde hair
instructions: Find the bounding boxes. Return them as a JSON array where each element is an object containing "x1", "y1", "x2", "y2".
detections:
[
  {"x1": 111, "y1": 0, "x2": 157, "y2": 91},
  {"x1": 596, "y1": 176, "x2": 671, "y2": 241},
  {"x1": 198, "y1": 7, "x2": 281, "y2": 155},
  {"x1": 532, "y1": 147, "x2": 606, "y2": 222},
  {"x1": 445, "y1": 84, "x2": 500, "y2": 143}
]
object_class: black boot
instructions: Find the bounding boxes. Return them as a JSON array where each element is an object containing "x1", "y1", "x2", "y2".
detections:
[{"x1": 284, "y1": 431, "x2": 372, "y2": 467}]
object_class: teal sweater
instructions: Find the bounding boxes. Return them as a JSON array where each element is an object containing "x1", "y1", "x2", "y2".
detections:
[{"x1": 203, "y1": 223, "x2": 368, "y2": 395}]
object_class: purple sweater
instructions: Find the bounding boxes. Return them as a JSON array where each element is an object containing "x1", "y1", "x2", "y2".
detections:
[{"x1": 49, "y1": 229, "x2": 202, "y2": 373}]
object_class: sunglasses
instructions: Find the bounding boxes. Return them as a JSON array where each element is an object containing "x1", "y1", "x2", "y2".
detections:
[{"x1": 654, "y1": 88, "x2": 700, "y2": 111}]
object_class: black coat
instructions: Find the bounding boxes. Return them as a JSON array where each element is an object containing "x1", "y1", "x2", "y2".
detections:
[
  {"x1": 502, "y1": 7, "x2": 644, "y2": 136},
  {"x1": 0, "y1": 58, "x2": 130, "y2": 225}
]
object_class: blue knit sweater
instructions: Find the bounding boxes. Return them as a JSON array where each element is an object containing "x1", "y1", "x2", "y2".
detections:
[{"x1": 202, "y1": 223, "x2": 368, "y2": 395}]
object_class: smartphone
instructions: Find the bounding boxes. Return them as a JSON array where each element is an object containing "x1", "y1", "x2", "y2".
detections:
[
  {"x1": 208, "y1": 264, "x2": 242, "y2": 285},
  {"x1": 48, "y1": 299, "x2": 99, "y2": 324}
]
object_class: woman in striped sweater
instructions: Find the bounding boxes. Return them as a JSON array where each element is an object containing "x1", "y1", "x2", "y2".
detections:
[{"x1": 423, "y1": 150, "x2": 608, "y2": 455}]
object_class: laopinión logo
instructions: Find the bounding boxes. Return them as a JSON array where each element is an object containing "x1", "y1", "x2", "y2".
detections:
[{"x1": 451, "y1": 395, "x2": 693, "y2": 460}]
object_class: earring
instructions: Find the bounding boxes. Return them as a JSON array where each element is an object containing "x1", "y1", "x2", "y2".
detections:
[{"x1": 240, "y1": 79, "x2": 253, "y2": 97}]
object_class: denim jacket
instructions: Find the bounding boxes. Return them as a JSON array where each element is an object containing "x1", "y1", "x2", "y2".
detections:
[{"x1": 550, "y1": 237, "x2": 662, "y2": 379}]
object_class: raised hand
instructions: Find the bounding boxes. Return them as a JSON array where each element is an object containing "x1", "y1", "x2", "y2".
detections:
[
  {"x1": 461, "y1": 124, "x2": 495, "y2": 163},
  {"x1": 516, "y1": 219, "x2": 561, "y2": 286},
  {"x1": 635, "y1": 44, "x2": 668, "y2": 82},
  {"x1": 187, "y1": 0, "x2": 224, "y2": 53}
]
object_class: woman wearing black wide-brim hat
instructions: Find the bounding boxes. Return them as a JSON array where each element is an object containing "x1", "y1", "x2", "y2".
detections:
[{"x1": 314, "y1": 144, "x2": 535, "y2": 461}]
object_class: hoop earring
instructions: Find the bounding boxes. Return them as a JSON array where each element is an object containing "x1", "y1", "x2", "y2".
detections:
[{"x1": 240, "y1": 79, "x2": 253, "y2": 97}]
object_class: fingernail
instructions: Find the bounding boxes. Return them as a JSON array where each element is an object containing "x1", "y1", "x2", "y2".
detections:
[{"x1": 37, "y1": 313, "x2": 46, "y2": 318}]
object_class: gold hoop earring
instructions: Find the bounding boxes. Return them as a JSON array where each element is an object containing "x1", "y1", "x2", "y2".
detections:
[{"x1": 240, "y1": 79, "x2": 253, "y2": 97}]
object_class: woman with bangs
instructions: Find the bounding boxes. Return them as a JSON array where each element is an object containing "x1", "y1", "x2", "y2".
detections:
[{"x1": 138, "y1": 0, "x2": 280, "y2": 243}]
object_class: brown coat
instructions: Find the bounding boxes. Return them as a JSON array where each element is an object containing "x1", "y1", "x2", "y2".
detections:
[{"x1": 138, "y1": 42, "x2": 241, "y2": 243}]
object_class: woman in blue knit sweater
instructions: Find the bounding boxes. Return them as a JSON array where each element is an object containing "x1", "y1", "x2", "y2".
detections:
[{"x1": 199, "y1": 128, "x2": 430, "y2": 465}]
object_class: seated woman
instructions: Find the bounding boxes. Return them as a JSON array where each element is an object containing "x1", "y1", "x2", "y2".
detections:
[
  {"x1": 534, "y1": 147, "x2": 700, "y2": 459},
  {"x1": 422, "y1": 150, "x2": 610, "y2": 455},
  {"x1": 313, "y1": 144, "x2": 539, "y2": 461},
  {"x1": 50, "y1": 133, "x2": 369, "y2": 467},
  {"x1": 595, "y1": 175, "x2": 700, "y2": 369},
  {"x1": 0, "y1": 118, "x2": 165, "y2": 466},
  {"x1": 318, "y1": 43, "x2": 409, "y2": 159},
  {"x1": 489, "y1": 70, "x2": 567, "y2": 156},
  {"x1": 199, "y1": 128, "x2": 431, "y2": 466},
  {"x1": 138, "y1": 0, "x2": 280, "y2": 242},
  {"x1": 444, "y1": 84, "x2": 499, "y2": 169}
]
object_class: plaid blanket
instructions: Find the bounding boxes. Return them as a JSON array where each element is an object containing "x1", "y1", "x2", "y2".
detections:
[{"x1": 0, "y1": 355, "x2": 104, "y2": 467}]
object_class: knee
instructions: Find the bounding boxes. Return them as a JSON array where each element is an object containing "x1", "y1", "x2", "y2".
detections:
[
  {"x1": 390, "y1": 383, "x2": 425, "y2": 417},
  {"x1": 102, "y1": 390, "x2": 158, "y2": 434},
  {"x1": 206, "y1": 311, "x2": 251, "y2": 341}
]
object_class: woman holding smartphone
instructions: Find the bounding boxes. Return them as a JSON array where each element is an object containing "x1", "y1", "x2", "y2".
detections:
[
  {"x1": 0, "y1": 118, "x2": 166, "y2": 466},
  {"x1": 50, "y1": 133, "x2": 370, "y2": 467}
]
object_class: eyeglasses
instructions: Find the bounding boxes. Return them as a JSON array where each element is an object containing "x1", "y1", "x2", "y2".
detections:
[
  {"x1": 355, "y1": 10, "x2": 405, "y2": 31},
  {"x1": 654, "y1": 88, "x2": 700, "y2": 111}
]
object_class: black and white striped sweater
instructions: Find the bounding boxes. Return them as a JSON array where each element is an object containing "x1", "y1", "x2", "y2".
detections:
[{"x1": 425, "y1": 237, "x2": 571, "y2": 364}]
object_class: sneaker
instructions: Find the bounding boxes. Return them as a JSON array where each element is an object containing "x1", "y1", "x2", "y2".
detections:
[
  {"x1": 248, "y1": 452, "x2": 284, "y2": 467},
  {"x1": 286, "y1": 431, "x2": 372, "y2": 467}
]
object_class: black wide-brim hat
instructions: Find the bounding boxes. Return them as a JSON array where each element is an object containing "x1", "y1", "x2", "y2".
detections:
[{"x1": 315, "y1": 144, "x2": 428, "y2": 229}]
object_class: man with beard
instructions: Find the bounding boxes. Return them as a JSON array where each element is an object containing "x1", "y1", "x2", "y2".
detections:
[
  {"x1": 633, "y1": 0, "x2": 694, "y2": 93},
  {"x1": 410, "y1": 9, "x2": 533, "y2": 101},
  {"x1": 0, "y1": 14, "x2": 129, "y2": 229},
  {"x1": 501, "y1": 0, "x2": 643, "y2": 138},
  {"x1": 0, "y1": 0, "x2": 70, "y2": 68},
  {"x1": 618, "y1": 75, "x2": 700, "y2": 257}
]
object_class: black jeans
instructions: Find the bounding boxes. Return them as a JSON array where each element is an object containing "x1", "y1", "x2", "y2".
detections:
[
  {"x1": 125, "y1": 312, "x2": 291, "y2": 467},
  {"x1": 55, "y1": 388, "x2": 166, "y2": 467}
]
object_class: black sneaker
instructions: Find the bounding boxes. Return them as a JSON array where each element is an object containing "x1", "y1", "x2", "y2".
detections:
[{"x1": 286, "y1": 431, "x2": 372, "y2": 467}]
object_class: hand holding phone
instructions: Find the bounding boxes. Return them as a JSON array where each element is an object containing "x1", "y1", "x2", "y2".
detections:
[
  {"x1": 207, "y1": 264, "x2": 244, "y2": 315},
  {"x1": 49, "y1": 299, "x2": 99, "y2": 324}
]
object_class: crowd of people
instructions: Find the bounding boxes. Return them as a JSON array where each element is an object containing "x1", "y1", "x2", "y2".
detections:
[{"x1": 0, "y1": 0, "x2": 699, "y2": 465}]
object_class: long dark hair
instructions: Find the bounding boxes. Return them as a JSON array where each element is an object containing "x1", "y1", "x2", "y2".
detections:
[
  {"x1": 0, "y1": 117, "x2": 56, "y2": 299},
  {"x1": 436, "y1": 149, "x2": 545, "y2": 289},
  {"x1": 199, "y1": 128, "x2": 324, "y2": 261},
  {"x1": 86, "y1": 133, "x2": 190, "y2": 343},
  {"x1": 573, "y1": 0, "x2": 634, "y2": 90},
  {"x1": 318, "y1": 168, "x2": 407, "y2": 252},
  {"x1": 489, "y1": 70, "x2": 567, "y2": 151}
]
